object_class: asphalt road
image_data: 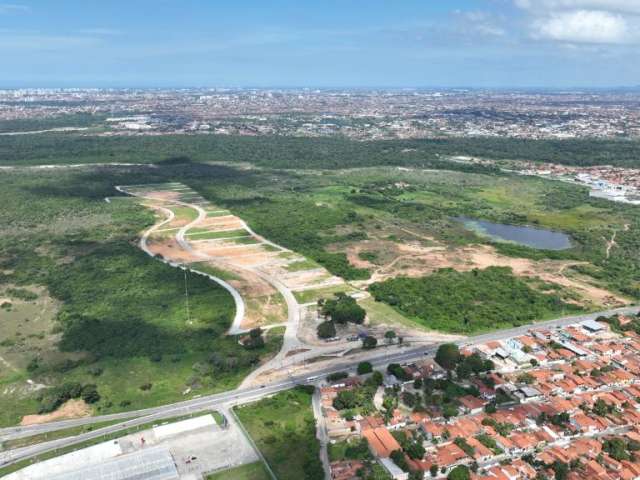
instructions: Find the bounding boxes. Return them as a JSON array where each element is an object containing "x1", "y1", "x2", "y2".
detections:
[{"x1": 1, "y1": 304, "x2": 638, "y2": 468}]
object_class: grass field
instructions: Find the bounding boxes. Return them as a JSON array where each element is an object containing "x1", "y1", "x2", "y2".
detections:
[
  {"x1": 206, "y1": 462, "x2": 271, "y2": 480},
  {"x1": 1, "y1": 144, "x2": 639, "y2": 424},
  {"x1": 359, "y1": 297, "x2": 425, "y2": 331},
  {"x1": 293, "y1": 285, "x2": 359, "y2": 304},
  {"x1": 235, "y1": 387, "x2": 324, "y2": 480}
]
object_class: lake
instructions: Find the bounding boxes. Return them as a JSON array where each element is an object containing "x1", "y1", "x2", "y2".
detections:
[{"x1": 457, "y1": 217, "x2": 572, "y2": 250}]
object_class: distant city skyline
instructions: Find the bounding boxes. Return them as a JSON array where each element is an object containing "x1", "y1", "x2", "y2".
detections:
[{"x1": 1, "y1": 0, "x2": 640, "y2": 88}]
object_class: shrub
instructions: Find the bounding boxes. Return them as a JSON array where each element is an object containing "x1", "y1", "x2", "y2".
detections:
[{"x1": 357, "y1": 361, "x2": 373, "y2": 375}]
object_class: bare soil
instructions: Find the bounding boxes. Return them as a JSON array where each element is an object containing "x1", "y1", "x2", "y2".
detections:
[
  {"x1": 343, "y1": 239, "x2": 628, "y2": 308},
  {"x1": 21, "y1": 399, "x2": 91, "y2": 426}
]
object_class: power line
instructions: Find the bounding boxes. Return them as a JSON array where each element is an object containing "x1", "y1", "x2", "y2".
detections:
[{"x1": 184, "y1": 268, "x2": 191, "y2": 324}]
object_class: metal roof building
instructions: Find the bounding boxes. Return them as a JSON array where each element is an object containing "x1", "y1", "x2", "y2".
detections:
[{"x1": 46, "y1": 446, "x2": 179, "y2": 480}]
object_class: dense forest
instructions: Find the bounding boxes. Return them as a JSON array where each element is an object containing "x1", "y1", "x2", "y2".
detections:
[
  {"x1": 369, "y1": 267, "x2": 583, "y2": 334},
  {"x1": 1, "y1": 132, "x2": 638, "y2": 168}
]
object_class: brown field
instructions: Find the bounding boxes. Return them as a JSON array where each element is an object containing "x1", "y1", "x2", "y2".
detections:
[
  {"x1": 198, "y1": 243, "x2": 268, "y2": 258},
  {"x1": 342, "y1": 239, "x2": 628, "y2": 309},
  {"x1": 197, "y1": 217, "x2": 245, "y2": 230},
  {"x1": 146, "y1": 239, "x2": 203, "y2": 263},
  {"x1": 21, "y1": 399, "x2": 91, "y2": 426}
]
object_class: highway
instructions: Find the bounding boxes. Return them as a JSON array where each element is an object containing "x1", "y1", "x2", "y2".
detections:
[{"x1": 1, "y1": 304, "x2": 638, "y2": 469}]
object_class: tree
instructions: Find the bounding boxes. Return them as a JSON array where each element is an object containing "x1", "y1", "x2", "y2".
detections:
[
  {"x1": 362, "y1": 336, "x2": 378, "y2": 350},
  {"x1": 443, "y1": 403, "x2": 459, "y2": 419},
  {"x1": 333, "y1": 390, "x2": 358, "y2": 410},
  {"x1": 593, "y1": 398, "x2": 610, "y2": 417},
  {"x1": 367, "y1": 370, "x2": 384, "y2": 387},
  {"x1": 603, "y1": 438, "x2": 630, "y2": 461},
  {"x1": 456, "y1": 362, "x2": 472, "y2": 380},
  {"x1": 517, "y1": 372, "x2": 535, "y2": 384},
  {"x1": 405, "y1": 441, "x2": 425, "y2": 460},
  {"x1": 320, "y1": 293, "x2": 366, "y2": 324},
  {"x1": 435, "y1": 344, "x2": 460, "y2": 371},
  {"x1": 448, "y1": 465, "x2": 470, "y2": 480},
  {"x1": 243, "y1": 328, "x2": 265, "y2": 349},
  {"x1": 430, "y1": 464, "x2": 439, "y2": 477},
  {"x1": 317, "y1": 320, "x2": 336, "y2": 339},
  {"x1": 357, "y1": 361, "x2": 373, "y2": 375},
  {"x1": 390, "y1": 450, "x2": 409, "y2": 472},
  {"x1": 551, "y1": 461, "x2": 568, "y2": 480},
  {"x1": 384, "y1": 330, "x2": 397, "y2": 344},
  {"x1": 80, "y1": 384, "x2": 100, "y2": 404},
  {"x1": 484, "y1": 402, "x2": 497, "y2": 414}
]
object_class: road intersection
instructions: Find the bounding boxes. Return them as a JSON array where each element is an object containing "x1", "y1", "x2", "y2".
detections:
[{"x1": 2, "y1": 304, "x2": 638, "y2": 469}]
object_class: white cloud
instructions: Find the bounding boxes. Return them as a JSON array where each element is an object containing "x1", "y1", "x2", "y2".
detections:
[
  {"x1": 516, "y1": 1, "x2": 640, "y2": 14},
  {"x1": 0, "y1": 3, "x2": 30, "y2": 14},
  {"x1": 532, "y1": 9, "x2": 631, "y2": 43},
  {"x1": 514, "y1": 0, "x2": 640, "y2": 44},
  {"x1": 454, "y1": 10, "x2": 506, "y2": 38}
]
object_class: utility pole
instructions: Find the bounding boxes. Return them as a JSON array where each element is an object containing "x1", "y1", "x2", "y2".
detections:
[{"x1": 184, "y1": 269, "x2": 191, "y2": 324}]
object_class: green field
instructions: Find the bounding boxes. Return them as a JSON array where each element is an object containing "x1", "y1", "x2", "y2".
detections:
[
  {"x1": 235, "y1": 387, "x2": 324, "y2": 480},
  {"x1": 167, "y1": 205, "x2": 199, "y2": 223},
  {"x1": 1, "y1": 135, "x2": 639, "y2": 426},
  {"x1": 293, "y1": 285, "x2": 360, "y2": 304},
  {"x1": 206, "y1": 462, "x2": 271, "y2": 480},
  {"x1": 186, "y1": 228, "x2": 248, "y2": 239}
]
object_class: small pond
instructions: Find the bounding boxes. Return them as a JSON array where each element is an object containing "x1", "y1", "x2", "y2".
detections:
[{"x1": 456, "y1": 217, "x2": 572, "y2": 251}]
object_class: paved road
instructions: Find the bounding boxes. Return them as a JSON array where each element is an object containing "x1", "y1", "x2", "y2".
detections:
[
  {"x1": 312, "y1": 387, "x2": 331, "y2": 480},
  {"x1": 116, "y1": 185, "x2": 247, "y2": 336},
  {"x1": 2, "y1": 304, "x2": 637, "y2": 468}
]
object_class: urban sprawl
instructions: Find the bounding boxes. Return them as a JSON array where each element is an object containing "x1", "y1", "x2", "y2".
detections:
[{"x1": 324, "y1": 313, "x2": 640, "y2": 480}]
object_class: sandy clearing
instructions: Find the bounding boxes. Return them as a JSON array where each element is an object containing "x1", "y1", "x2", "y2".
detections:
[
  {"x1": 229, "y1": 270, "x2": 277, "y2": 298},
  {"x1": 355, "y1": 240, "x2": 628, "y2": 308},
  {"x1": 21, "y1": 399, "x2": 91, "y2": 426},
  {"x1": 228, "y1": 253, "x2": 281, "y2": 267},
  {"x1": 146, "y1": 239, "x2": 203, "y2": 263},
  {"x1": 142, "y1": 190, "x2": 182, "y2": 202},
  {"x1": 196, "y1": 243, "x2": 268, "y2": 258},
  {"x1": 196, "y1": 217, "x2": 245, "y2": 230}
]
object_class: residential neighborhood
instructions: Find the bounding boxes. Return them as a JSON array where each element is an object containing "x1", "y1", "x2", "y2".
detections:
[{"x1": 321, "y1": 313, "x2": 640, "y2": 480}]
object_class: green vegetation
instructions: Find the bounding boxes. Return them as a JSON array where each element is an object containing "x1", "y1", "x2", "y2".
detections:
[
  {"x1": 331, "y1": 374, "x2": 382, "y2": 414},
  {"x1": 206, "y1": 462, "x2": 271, "y2": 480},
  {"x1": 319, "y1": 293, "x2": 366, "y2": 324},
  {"x1": 0, "y1": 169, "x2": 281, "y2": 426},
  {"x1": 317, "y1": 320, "x2": 337, "y2": 339},
  {"x1": 235, "y1": 387, "x2": 324, "y2": 480},
  {"x1": 3, "y1": 133, "x2": 640, "y2": 169},
  {"x1": 284, "y1": 259, "x2": 320, "y2": 272},
  {"x1": 293, "y1": 285, "x2": 358, "y2": 304},
  {"x1": 370, "y1": 267, "x2": 583, "y2": 334},
  {"x1": 2, "y1": 133, "x2": 639, "y2": 423}
]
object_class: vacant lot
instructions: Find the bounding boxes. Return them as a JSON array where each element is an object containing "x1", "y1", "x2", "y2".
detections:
[
  {"x1": 235, "y1": 387, "x2": 324, "y2": 480},
  {"x1": 206, "y1": 462, "x2": 270, "y2": 480}
]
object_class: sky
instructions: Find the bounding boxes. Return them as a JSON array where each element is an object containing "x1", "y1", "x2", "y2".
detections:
[{"x1": 1, "y1": 0, "x2": 639, "y2": 88}]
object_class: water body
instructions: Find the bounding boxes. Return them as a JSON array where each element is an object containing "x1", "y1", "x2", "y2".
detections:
[{"x1": 457, "y1": 217, "x2": 572, "y2": 250}]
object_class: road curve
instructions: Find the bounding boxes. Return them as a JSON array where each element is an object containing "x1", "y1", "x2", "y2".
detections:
[
  {"x1": 115, "y1": 185, "x2": 246, "y2": 335},
  {"x1": 3, "y1": 304, "x2": 638, "y2": 470}
]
